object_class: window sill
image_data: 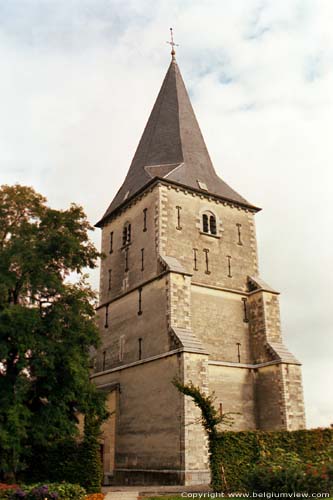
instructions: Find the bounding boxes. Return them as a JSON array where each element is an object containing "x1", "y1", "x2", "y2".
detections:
[{"x1": 200, "y1": 231, "x2": 221, "y2": 239}]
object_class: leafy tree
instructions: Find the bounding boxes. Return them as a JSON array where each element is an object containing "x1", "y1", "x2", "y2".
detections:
[
  {"x1": 173, "y1": 378, "x2": 235, "y2": 492},
  {"x1": 0, "y1": 184, "x2": 106, "y2": 479}
]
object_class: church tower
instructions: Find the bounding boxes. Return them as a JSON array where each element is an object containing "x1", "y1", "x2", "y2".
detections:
[{"x1": 92, "y1": 49, "x2": 306, "y2": 486}]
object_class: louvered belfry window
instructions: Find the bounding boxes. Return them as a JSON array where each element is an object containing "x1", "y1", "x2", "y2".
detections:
[
  {"x1": 202, "y1": 212, "x2": 217, "y2": 235},
  {"x1": 202, "y1": 214, "x2": 209, "y2": 233},
  {"x1": 122, "y1": 222, "x2": 131, "y2": 246},
  {"x1": 210, "y1": 215, "x2": 217, "y2": 235}
]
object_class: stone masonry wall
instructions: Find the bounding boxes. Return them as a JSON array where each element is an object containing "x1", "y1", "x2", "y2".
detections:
[
  {"x1": 209, "y1": 364, "x2": 257, "y2": 430},
  {"x1": 161, "y1": 184, "x2": 258, "y2": 292},
  {"x1": 192, "y1": 286, "x2": 252, "y2": 363},
  {"x1": 92, "y1": 354, "x2": 184, "y2": 484},
  {"x1": 255, "y1": 364, "x2": 287, "y2": 430},
  {"x1": 182, "y1": 352, "x2": 210, "y2": 485},
  {"x1": 280, "y1": 363, "x2": 306, "y2": 430},
  {"x1": 95, "y1": 276, "x2": 169, "y2": 372},
  {"x1": 99, "y1": 187, "x2": 160, "y2": 305},
  {"x1": 248, "y1": 290, "x2": 283, "y2": 364}
]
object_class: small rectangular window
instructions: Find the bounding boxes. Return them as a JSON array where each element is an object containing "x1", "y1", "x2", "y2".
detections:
[
  {"x1": 236, "y1": 223, "x2": 243, "y2": 245},
  {"x1": 236, "y1": 342, "x2": 241, "y2": 363},
  {"x1": 193, "y1": 248, "x2": 198, "y2": 271},
  {"x1": 242, "y1": 297, "x2": 248, "y2": 322},
  {"x1": 108, "y1": 269, "x2": 112, "y2": 291},
  {"x1": 143, "y1": 208, "x2": 147, "y2": 232},
  {"x1": 203, "y1": 248, "x2": 211, "y2": 274},
  {"x1": 138, "y1": 338, "x2": 143, "y2": 360},
  {"x1": 176, "y1": 206, "x2": 182, "y2": 230},
  {"x1": 138, "y1": 287, "x2": 143, "y2": 315},
  {"x1": 125, "y1": 247, "x2": 129, "y2": 272},
  {"x1": 109, "y1": 232, "x2": 114, "y2": 254},
  {"x1": 141, "y1": 248, "x2": 145, "y2": 271},
  {"x1": 227, "y1": 255, "x2": 232, "y2": 278},
  {"x1": 104, "y1": 304, "x2": 109, "y2": 328}
]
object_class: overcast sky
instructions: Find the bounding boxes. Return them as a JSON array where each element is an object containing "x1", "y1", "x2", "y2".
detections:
[{"x1": 1, "y1": 0, "x2": 332, "y2": 429}]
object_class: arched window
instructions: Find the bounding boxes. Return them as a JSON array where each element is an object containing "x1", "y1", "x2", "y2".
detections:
[
  {"x1": 202, "y1": 211, "x2": 217, "y2": 236},
  {"x1": 122, "y1": 222, "x2": 131, "y2": 246}
]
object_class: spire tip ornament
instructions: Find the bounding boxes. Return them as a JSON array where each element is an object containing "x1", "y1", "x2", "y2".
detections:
[{"x1": 166, "y1": 27, "x2": 179, "y2": 60}]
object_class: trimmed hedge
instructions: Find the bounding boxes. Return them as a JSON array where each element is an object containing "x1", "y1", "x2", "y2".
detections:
[
  {"x1": 24, "y1": 438, "x2": 102, "y2": 494},
  {"x1": 216, "y1": 428, "x2": 333, "y2": 492}
]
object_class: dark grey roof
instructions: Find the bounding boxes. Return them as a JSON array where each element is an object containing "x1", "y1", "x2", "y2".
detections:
[{"x1": 97, "y1": 58, "x2": 257, "y2": 226}]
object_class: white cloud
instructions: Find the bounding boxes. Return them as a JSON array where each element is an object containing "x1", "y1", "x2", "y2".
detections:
[{"x1": 0, "y1": 0, "x2": 332, "y2": 428}]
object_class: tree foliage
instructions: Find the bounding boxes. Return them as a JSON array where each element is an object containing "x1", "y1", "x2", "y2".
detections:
[{"x1": 0, "y1": 184, "x2": 106, "y2": 478}]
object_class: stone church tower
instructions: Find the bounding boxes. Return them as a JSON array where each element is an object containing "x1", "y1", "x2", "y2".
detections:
[{"x1": 92, "y1": 52, "x2": 306, "y2": 486}]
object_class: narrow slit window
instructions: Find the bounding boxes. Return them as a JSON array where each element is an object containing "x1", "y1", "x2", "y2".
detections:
[
  {"x1": 138, "y1": 338, "x2": 143, "y2": 360},
  {"x1": 176, "y1": 206, "x2": 182, "y2": 230},
  {"x1": 242, "y1": 297, "x2": 248, "y2": 322},
  {"x1": 227, "y1": 255, "x2": 232, "y2": 278},
  {"x1": 102, "y1": 350, "x2": 106, "y2": 371},
  {"x1": 203, "y1": 248, "x2": 211, "y2": 274},
  {"x1": 125, "y1": 248, "x2": 129, "y2": 272},
  {"x1": 141, "y1": 248, "x2": 145, "y2": 271},
  {"x1": 138, "y1": 287, "x2": 143, "y2": 315},
  {"x1": 108, "y1": 269, "x2": 112, "y2": 291},
  {"x1": 143, "y1": 208, "x2": 147, "y2": 232},
  {"x1": 109, "y1": 231, "x2": 114, "y2": 254},
  {"x1": 193, "y1": 248, "x2": 198, "y2": 271},
  {"x1": 104, "y1": 304, "x2": 109, "y2": 328},
  {"x1": 236, "y1": 342, "x2": 241, "y2": 363},
  {"x1": 236, "y1": 223, "x2": 243, "y2": 245}
]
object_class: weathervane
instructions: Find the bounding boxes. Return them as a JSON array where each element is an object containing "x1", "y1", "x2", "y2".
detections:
[{"x1": 166, "y1": 27, "x2": 179, "y2": 60}]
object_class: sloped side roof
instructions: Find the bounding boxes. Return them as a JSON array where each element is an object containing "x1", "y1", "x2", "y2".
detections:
[{"x1": 98, "y1": 58, "x2": 256, "y2": 226}]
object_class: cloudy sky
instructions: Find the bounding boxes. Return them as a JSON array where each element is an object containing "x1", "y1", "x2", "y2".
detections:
[{"x1": 1, "y1": 0, "x2": 332, "y2": 429}]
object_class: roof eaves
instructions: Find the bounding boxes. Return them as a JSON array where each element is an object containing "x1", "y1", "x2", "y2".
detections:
[{"x1": 95, "y1": 176, "x2": 261, "y2": 228}]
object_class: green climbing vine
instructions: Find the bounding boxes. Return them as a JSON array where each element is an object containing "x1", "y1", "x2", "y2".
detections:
[{"x1": 173, "y1": 378, "x2": 234, "y2": 492}]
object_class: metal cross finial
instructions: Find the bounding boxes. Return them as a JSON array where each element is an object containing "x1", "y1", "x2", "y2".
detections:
[{"x1": 166, "y1": 27, "x2": 179, "y2": 60}]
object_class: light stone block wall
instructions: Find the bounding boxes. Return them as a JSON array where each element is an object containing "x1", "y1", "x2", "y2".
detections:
[
  {"x1": 255, "y1": 364, "x2": 287, "y2": 430},
  {"x1": 208, "y1": 364, "x2": 257, "y2": 430},
  {"x1": 182, "y1": 352, "x2": 210, "y2": 485},
  {"x1": 280, "y1": 363, "x2": 306, "y2": 430},
  {"x1": 160, "y1": 185, "x2": 259, "y2": 291},
  {"x1": 95, "y1": 276, "x2": 169, "y2": 372},
  {"x1": 191, "y1": 286, "x2": 251, "y2": 363},
  {"x1": 93, "y1": 354, "x2": 183, "y2": 478},
  {"x1": 248, "y1": 290, "x2": 283, "y2": 363},
  {"x1": 99, "y1": 187, "x2": 160, "y2": 305},
  {"x1": 167, "y1": 273, "x2": 192, "y2": 332}
]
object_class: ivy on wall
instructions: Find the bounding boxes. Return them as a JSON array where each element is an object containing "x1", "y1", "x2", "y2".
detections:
[
  {"x1": 173, "y1": 379, "x2": 333, "y2": 492},
  {"x1": 216, "y1": 428, "x2": 333, "y2": 492}
]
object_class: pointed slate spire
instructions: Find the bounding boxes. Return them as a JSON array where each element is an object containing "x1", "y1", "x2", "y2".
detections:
[{"x1": 97, "y1": 57, "x2": 257, "y2": 225}]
